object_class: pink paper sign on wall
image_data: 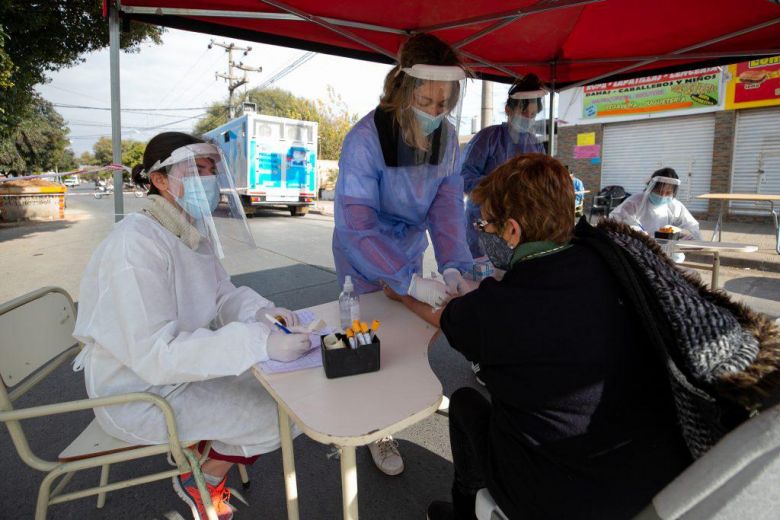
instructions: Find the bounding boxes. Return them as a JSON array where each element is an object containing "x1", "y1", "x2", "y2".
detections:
[{"x1": 574, "y1": 144, "x2": 601, "y2": 159}]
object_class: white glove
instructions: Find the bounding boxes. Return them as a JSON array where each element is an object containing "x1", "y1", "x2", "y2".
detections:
[
  {"x1": 257, "y1": 307, "x2": 299, "y2": 328},
  {"x1": 442, "y1": 268, "x2": 465, "y2": 296},
  {"x1": 266, "y1": 332, "x2": 311, "y2": 362},
  {"x1": 408, "y1": 274, "x2": 450, "y2": 308}
]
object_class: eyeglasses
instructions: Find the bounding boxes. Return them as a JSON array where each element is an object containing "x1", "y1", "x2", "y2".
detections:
[{"x1": 473, "y1": 218, "x2": 497, "y2": 232}]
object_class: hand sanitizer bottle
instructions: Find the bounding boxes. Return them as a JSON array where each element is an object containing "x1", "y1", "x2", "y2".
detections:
[{"x1": 339, "y1": 276, "x2": 360, "y2": 329}]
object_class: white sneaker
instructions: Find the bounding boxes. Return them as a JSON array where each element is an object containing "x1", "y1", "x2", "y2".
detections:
[
  {"x1": 472, "y1": 362, "x2": 485, "y2": 386},
  {"x1": 368, "y1": 436, "x2": 404, "y2": 476}
]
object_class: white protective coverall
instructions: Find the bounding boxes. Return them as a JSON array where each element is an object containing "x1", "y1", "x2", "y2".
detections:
[
  {"x1": 610, "y1": 193, "x2": 702, "y2": 240},
  {"x1": 73, "y1": 212, "x2": 291, "y2": 457}
]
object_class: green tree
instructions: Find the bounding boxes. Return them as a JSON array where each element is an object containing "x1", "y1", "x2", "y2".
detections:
[
  {"x1": 193, "y1": 87, "x2": 358, "y2": 161},
  {"x1": 78, "y1": 150, "x2": 96, "y2": 165},
  {"x1": 91, "y1": 136, "x2": 146, "y2": 179},
  {"x1": 0, "y1": 1, "x2": 163, "y2": 135},
  {"x1": 0, "y1": 95, "x2": 75, "y2": 175}
]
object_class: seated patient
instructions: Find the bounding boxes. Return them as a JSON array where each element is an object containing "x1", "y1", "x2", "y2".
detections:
[
  {"x1": 609, "y1": 167, "x2": 701, "y2": 239},
  {"x1": 387, "y1": 154, "x2": 779, "y2": 520},
  {"x1": 73, "y1": 132, "x2": 310, "y2": 520}
]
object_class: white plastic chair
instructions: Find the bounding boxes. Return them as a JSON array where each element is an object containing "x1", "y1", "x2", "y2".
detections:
[
  {"x1": 475, "y1": 401, "x2": 780, "y2": 520},
  {"x1": 0, "y1": 287, "x2": 219, "y2": 520},
  {"x1": 633, "y1": 401, "x2": 780, "y2": 519}
]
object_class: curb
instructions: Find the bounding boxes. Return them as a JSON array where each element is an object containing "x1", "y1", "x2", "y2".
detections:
[
  {"x1": 685, "y1": 252, "x2": 780, "y2": 274},
  {"x1": 309, "y1": 206, "x2": 334, "y2": 217}
]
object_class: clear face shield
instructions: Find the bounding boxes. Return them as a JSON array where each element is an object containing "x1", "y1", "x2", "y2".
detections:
[
  {"x1": 150, "y1": 143, "x2": 256, "y2": 258},
  {"x1": 507, "y1": 88, "x2": 548, "y2": 145},
  {"x1": 644, "y1": 175, "x2": 680, "y2": 207},
  {"x1": 396, "y1": 64, "x2": 467, "y2": 174}
]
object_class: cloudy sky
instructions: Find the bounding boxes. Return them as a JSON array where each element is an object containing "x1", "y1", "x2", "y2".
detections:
[{"x1": 36, "y1": 28, "x2": 512, "y2": 156}]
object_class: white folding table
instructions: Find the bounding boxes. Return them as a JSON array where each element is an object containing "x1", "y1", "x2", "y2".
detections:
[
  {"x1": 697, "y1": 193, "x2": 780, "y2": 254},
  {"x1": 659, "y1": 239, "x2": 758, "y2": 289},
  {"x1": 252, "y1": 291, "x2": 442, "y2": 520}
]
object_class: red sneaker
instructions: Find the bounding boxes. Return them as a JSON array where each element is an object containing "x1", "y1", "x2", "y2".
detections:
[{"x1": 173, "y1": 472, "x2": 236, "y2": 520}]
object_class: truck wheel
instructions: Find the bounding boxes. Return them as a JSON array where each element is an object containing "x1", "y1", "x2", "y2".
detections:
[{"x1": 289, "y1": 206, "x2": 308, "y2": 217}]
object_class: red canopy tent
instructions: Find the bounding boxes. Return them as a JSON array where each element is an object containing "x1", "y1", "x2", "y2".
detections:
[
  {"x1": 116, "y1": 0, "x2": 780, "y2": 89},
  {"x1": 103, "y1": 0, "x2": 780, "y2": 218}
]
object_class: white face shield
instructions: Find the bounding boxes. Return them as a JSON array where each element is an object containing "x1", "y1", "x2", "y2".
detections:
[
  {"x1": 644, "y1": 175, "x2": 681, "y2": 206},
  {"x1": 508, "y1": 87, "x2": 549, "y2": 145},
  {"x1": 389, "y1": 64, "x2": 467, "y2": 175},
  {"x1": 151, "y1": 143, "x2": 256, "y2": 258}
]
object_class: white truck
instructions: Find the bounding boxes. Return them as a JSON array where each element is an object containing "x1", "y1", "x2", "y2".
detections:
[{"x1": 205, "y1": 113, "x2": 318, "y2": 216}]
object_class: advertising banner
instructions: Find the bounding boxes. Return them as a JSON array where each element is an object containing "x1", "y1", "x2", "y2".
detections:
[
  {"x1": 725, "y1": 56, "x2": 780, "y2": 110},
  {"x1": 582, "y1": 68, "x2": 721, "y2": 119}
]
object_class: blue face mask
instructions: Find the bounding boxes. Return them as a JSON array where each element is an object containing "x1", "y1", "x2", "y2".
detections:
[
  {"x1": 412, "y1": 107, "x2": 446, "y2": 136},
  {"x1": 174, "y1": 176, "x2": 220, "y2": 220},
  {"x1": 510, "y1": 115, "x2": 535, "y2": 134},
  {"x1": 648, "y1": 192, "x2": 673, "y2": 207}
]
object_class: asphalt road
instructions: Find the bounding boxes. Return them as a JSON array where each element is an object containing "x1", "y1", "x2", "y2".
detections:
[
  {"x1": 1, "y1": 186, "x2": 779, "y2": 519},
  {"x1": 0, "y1": 186, "x2": 479, "y2": 520}
]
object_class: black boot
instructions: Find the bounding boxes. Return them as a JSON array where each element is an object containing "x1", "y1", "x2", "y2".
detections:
[{"x1": 427, "y1": 501, "x2": 454, "y2": 520}]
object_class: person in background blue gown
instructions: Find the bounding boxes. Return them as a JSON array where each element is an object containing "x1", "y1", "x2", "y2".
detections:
[
  {"x1": 332, "y1": 34, "x2": 473, "y2": 476},
  {"x1": 461, "y1": 74, "x2": 547, "y2": 258}
]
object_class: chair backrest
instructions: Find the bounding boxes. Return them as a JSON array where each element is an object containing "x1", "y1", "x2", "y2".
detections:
[
  {"x1": 647, "y1": 402, "x2": 780, "y2": 519},
  {"x1": 0, "y1": 287, "x2": 79, "y2": 389}
]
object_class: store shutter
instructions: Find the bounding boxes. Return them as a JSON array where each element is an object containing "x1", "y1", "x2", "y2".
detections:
[
  {"x1": 601, "y1": 114, "x2": 715, "y2": 213},
  {"x1": 730, "y1": 107, "x2": 780, "y2": 215}
]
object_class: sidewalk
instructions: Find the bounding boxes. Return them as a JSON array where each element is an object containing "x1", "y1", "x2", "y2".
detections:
[
  {"x1": 688, "y1": 220, "x2": 780, "y2": 273},
  {"x1": 311, "y1": 199, "x2": 334, "y2": 216}
]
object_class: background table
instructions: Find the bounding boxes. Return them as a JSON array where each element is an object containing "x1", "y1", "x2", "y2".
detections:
[
  {"x1": 659, "y1": 239, "x2": 758, "y2": 288},
  {"x1": 697, "y1": 193, "x2": 780, "y2": 254},
  {"x1": 252, "y1": 291, "x2": 442, "y2": 520}
]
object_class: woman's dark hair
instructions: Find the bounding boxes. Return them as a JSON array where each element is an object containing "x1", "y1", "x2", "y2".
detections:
[
  {"x1": 652, "y1": 167, "x2": 678, "y2": 180},
  {"x1": 506, "y1": 73, "x2": 545, "y2": 114},
  {"x1": 131, "y1": 132, "x2": 204, "y2": 195}
]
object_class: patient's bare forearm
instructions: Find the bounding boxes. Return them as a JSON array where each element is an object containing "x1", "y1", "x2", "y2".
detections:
[{"x1": 401, "y1": 296, "x2": 443, "y2": 328}]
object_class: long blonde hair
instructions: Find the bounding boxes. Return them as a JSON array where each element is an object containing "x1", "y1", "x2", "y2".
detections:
[{"x1": 379, "y1": 34, "x2": 463, "y2": 151}]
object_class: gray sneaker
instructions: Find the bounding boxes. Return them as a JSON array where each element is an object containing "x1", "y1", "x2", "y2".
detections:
[{"x1": 368, "y1": 436, "x2": 404, "y2": 476}]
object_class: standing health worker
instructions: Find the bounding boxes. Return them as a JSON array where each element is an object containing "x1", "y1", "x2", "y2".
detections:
[
  {"x1": 461, "y1": 74, "x2": 547, "y2": 258},
  {"x1": 332, "y1": 34, "x2": 473, "y2": 475}
]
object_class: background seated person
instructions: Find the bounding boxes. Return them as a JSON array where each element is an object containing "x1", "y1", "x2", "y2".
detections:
[{"x1": 609, "y1": 167, "x2": 701, "y2": 240}]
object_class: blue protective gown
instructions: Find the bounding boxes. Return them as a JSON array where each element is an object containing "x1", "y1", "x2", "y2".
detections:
[
  {"x1": 333, "y1": 110, "x2": 473, "y2": 295},
  {"x1": 461, "y1": 123, "x2": 544, "y2": 257}
]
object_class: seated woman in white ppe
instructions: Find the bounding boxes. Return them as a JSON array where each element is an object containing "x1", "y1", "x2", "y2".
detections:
[
  {"x1": 72, "y1": 132, "x2": 310, "y2": 520},
  {"x1": 609, "y1": 167, "x2": 701, "y2": 239}
]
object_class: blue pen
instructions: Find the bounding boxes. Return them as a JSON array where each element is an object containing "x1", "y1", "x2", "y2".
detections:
[{"x1": 265, "y1": 313, "x2": 291, "y2": 334}]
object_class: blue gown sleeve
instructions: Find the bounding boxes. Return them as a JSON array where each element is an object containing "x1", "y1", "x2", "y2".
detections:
[
  {"x1": 428, "y1": 172, "x2": 474, "y2": 274},
  {"x1": 460, "y1": 131, "x2": 491, "y2": 194},
  {"x1": 335, "y1": 127, "x2": 418, "y2": 294}
]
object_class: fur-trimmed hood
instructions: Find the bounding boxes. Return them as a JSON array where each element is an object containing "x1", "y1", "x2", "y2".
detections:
[{"x1": 574, "y1": 218, "x2": 780, "y2": 458}]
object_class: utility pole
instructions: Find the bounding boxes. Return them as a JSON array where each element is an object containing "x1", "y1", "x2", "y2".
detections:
[
  {"x1": 209, "y1": 40, "x2": 262, "y2": 119},
  {"x1": 480, "y1": 80, "x2": 493, "y2": 129}
]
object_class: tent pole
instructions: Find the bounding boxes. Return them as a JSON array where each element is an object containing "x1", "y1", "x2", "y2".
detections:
[
  {"x1": 547, "y1": 62, "x2": 556, "y2": 157},
  {"x1": 109, "y1": 1, "x2": 124, "y2": 222}
]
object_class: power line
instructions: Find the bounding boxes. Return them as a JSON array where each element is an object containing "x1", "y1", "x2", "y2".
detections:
[
  {"x1": 156, "y1": 47, "x2": 211, "y2": 108},
  {"x1": 257, "y1": 52, "x2": 316, "y2": 90},
  {"x1": 52, "y1": 103, "x2": 210, "y2": 112}
]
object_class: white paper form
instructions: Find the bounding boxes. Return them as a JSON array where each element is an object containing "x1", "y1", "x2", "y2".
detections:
[{"x1": 257, "y1": 310, "x2": 335, "y2": 374}]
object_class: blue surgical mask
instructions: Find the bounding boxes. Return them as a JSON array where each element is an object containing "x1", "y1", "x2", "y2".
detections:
[
  {"x1": 174, "y1": 176, "x2": 220, "y2": 220},
  {"x1": 412, "y1": 107, "x2": 446, "y2": 136},
  {"x1": 648, "y1": 192, "x2": 673, "y2": 206},
  {"x1": 478, "y1": 230, "x2": 514, "y2": 271},
  {"x1": 510, "y1": 115, "x2": 535, "y2": 134}
]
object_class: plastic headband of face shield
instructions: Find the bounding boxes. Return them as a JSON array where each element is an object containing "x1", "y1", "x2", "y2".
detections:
[
  {"x1": 400, "y1": 64, "x2": 467, "y2": 81},
  {"x1": 148, "y1": 143, "x2": 222, "y2": 173}
]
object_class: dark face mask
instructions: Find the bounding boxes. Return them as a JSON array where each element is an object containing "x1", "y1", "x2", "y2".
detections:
[{"x1": 478, "y1": 230, "x2": 514, "y2": 270}]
